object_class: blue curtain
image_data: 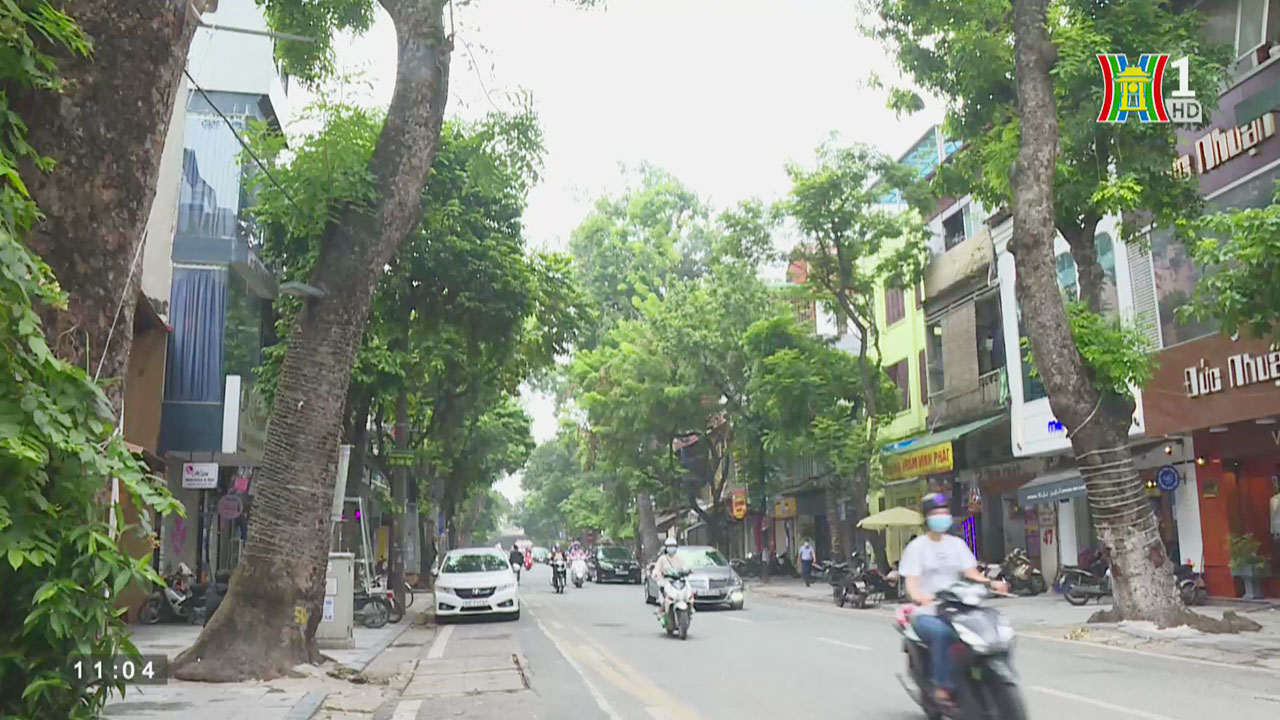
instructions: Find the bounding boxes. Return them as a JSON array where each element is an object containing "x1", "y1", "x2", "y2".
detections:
[{"x1": 166, "y1": 267, "x2": 228, "y2": 402}]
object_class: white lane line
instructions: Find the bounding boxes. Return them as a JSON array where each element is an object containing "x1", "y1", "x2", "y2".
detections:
[
  {"x1": 392, "y1": 699, "x2": 422, "y2": 720},
  {"x1": 1030, "y1": 686, "x2": 1177, "y2": 720},
  {"x1": 550, "y1": 618, "x2": 566, "y2": 630},
  {"x1": 425, "y1": 624, "x2": 453, "y2": 659},
  {"x1": 646, "y1": 707, "x2": 678, "y2": 720},
  {"x1": 722, "y1": 616, "x2": 752, "y2": 624},
  {"x1": 535, "y1": 617, "x2": 623, "y2": 720},
  {"x1": 817, "y1": 637, "x2": 870, "y2": 651},
  {"x1": 1023, "y1": 632, "x2": 1280, "y2": 676}
]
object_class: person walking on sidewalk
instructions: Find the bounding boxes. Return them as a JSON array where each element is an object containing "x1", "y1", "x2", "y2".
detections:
[{"x1": 799, "y1": 539, "x2": 816, "y2": 587}]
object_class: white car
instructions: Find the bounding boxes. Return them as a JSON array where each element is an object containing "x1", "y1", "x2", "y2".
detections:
[{"x1": 434, "y1": 547, "x2": 521, "y2": 621}]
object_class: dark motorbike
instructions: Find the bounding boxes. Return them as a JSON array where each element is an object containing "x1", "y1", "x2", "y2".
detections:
[
  {"x1": 551, "y1": 559, "x2": 568, "y2": 594},
  {"x1": 998, "y1": 548, "x2": 1047, "y2": 596},
  {"x1": 831, "y1": 558, "x2": 871, "y2": 609},
  {"x1": 139, "y1": 568, "x2": 199, "y2": 624},
  {"x1": 730, "y1": 554, "x2": 759, "y2": 578},
  {"x1": 1175, "y1": 560, "x2": 1208, "y2": 606},
  {"x1": 353, "y1": 589, "x2": 391, "y2": 628},
  {"x1": 1057, "y1": 548, "x2": 1112, "y2": 605},
  {"x1": 897, "y1": 583, "x2": 1026, "y2": 720}
]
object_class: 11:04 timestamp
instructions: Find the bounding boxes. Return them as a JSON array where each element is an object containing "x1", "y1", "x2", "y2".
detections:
[{"x1": 68, "y1": 654, "x2": 168, "y2": 685}]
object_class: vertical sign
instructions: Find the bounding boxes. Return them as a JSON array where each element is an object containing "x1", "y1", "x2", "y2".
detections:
[
  {"x1": 221, "y1": 375, "x2": 242, "y2": 454},
  {"x1": 331, "y1": 445, "x2": 352, "y2": 522}
]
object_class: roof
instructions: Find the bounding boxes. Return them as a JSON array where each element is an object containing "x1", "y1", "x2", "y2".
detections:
[
  {"x1": 882, "y1": 414, "x2": 1004, "y2": 456},
  {"x1": 1017, "y1": 470, "x2": 1086, "y2": 505}
]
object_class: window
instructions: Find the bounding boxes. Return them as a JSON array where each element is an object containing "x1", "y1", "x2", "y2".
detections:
[
  {"x1": 919, "y1": 349, "x2": 928, "y2": 405},
  {"x1": 1236, "y1": 0, "x2": 1268, "y2": 59},
  {"x1": 975, "y1": 294, "x2": 1006, "y2": 375},
  {"x1": 927, "y1": 322, "x2": 945, "y2": 395},
  {"x1": 885, "y1": 285, "x2": 906, "y2": 325},
  {"x1": 942, "y1": 209, "x2": 966, "y2": 250},
  {"x1": 442, "y1": 552, "x2": 510, "y2": 573},
  {"x1": 887, "y1": 359, "x2": 910, "y2": 411},
  {"x1": 1016, "y1": 300, "x2": 1047, "y2": 402}
]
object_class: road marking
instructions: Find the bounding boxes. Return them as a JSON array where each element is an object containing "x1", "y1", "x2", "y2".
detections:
[
  {"x1": 572, "y1": 632, "x2": 703, "y2": 720},
  {"x1": 722, "y1": 616, "x2": 752, "y2": 624},
  {"x1": 425, "y1": 624, "x2": 453, "y2": 659},
  {"x1": 1023, "y1": 632, "x2": 1280, "y2": 677},
  {"x1": 1030, "y1": 686, "x2": 1177, "y2": 720},
  {"x1": 817, "y1": 637, "x2": 870, "y2": 651},
  {"x1": 647, "y1": 707, "x2": 679, "y2": 720},
  {"x1": 392, "y1": 699, "x2": 422, "y2": 720},
  {"x1": 534, "y1": 617, "x2": 623, "y2": 720}
]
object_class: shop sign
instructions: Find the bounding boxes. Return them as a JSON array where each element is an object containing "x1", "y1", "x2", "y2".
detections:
[
  {"x1": 731, "y1": 489, "x2": 748, "y2": 520},
  {"x1": 217, "y1": 493, "x2": 243, "y2": 520},
  {"x1": 1156, "y1": 465, "x2": 1180, "y2": 492},
  {"x1": 182, "y1": 462, "x2": 218, "y2": 489},
  {"x1": 773, "y1": 497, "x2": 797, "y2": 519},
  {"x1": 1183, "y1": 349, "x2": 1280, "y2": 397},
  {"x1": 883, "y1": 442, "x2": 954, "y2": 481},
  {"x1": 1173, "y1": 111, "x2": 1275, "y2": 177}
]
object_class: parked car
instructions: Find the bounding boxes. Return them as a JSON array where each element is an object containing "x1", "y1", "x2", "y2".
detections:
[
  {"x1": 433, "y1": 547, "x2": 520, "y2": 622},
  {"x1": 643, "y1": 545, "x2": 745, "y2": 610},
  {"x1": 589, "y1": 545, "x2": 642, "y2": 583},
  {"x1": 532, "y1": 546, "x2": 550, "y2": 564}
]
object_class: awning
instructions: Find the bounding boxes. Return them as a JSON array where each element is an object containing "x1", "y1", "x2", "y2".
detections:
[
  {"x1": 1017, "y1": 470, "x2": 1086, "y2": 505},
  {"x1": 882, "y1": 414, "x2": 1004, "y2": 456}
]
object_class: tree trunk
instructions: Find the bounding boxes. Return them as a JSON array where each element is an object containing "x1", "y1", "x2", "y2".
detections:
[
  {"x1": 171, "y1": 0, "x2": 453, "y2": 680},
  {"x1": 18, "y1": 1, "x2": 214, "y2": 411},
  {"x1": 1009, "y1": 0, "x2": 1182, "y2": 626},
  {"x1": 824, "y1": 483, "x2": 845, "y2": 560},
  {"x1": 389, "y1": 389, "x2": 408, "y2": 610},
  {"x1": 637, "y1": 493, "x2": 660, "y2": 563}
]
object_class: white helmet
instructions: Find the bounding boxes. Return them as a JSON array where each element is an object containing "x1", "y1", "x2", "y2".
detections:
[{"x1": 664, "y1": 537, "x2": 678, "y2": 548}]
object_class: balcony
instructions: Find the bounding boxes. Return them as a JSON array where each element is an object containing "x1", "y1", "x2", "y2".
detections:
[
  {"x1": 924, "y1": 224, "x2": 994, "y2": 303},
  {"x1": 927, "y1": 367, "x2": 1007, "y2": 427}
]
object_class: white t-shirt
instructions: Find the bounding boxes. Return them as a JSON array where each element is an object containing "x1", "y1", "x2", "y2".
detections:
[
  {"x1": 799, "y1": 544, "x2": 815, "y2": 561},
  {"x1": 899, "y1": 534, "x2": 978, "y2": 601}
]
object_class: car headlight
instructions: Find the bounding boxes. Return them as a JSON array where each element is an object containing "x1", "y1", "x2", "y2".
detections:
[
  {"x1": 730, "y1": 573, "x2": 743, "y2": 586},
  {"x1": 435, "y1": 584, "x2": 454, "y2": 594}
]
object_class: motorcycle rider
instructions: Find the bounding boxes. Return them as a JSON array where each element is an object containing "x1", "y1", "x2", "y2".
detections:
[
  {"x1": 650, "y1": 537, "x2": 689, "y2": 618},
  {"x1": 508, "y1": 544, "x2": 524, "y2": 582},
  {"x1": 550, "y1": 544, "x2": 567, "y2": 588},
  {"x1": 900, "y1": 493, "x2": 1008, "y2": 709}
]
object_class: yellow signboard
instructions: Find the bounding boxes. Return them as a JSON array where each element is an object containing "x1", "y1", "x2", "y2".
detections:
[
  {"x1": 731, "y1": 489, "x2": 748, "y2": 519},
  {"x1": 883, "y1": 442, "x2": 954, "y2": 481},
  {"x1": 773, "y1": 497, "x2": 797, "y2": 519}
]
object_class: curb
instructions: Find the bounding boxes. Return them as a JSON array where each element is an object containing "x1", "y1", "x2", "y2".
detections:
[
  {"x1": 284, "y1": 691, "x2": 329, "y2": 720},
  {"x1": 348, "y1": 617, "x2": 417, "y2": 673}
]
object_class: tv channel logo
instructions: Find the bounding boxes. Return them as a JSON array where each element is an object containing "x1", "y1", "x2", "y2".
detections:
[{"x1": 1096, "y1": 54, "x2": 1201, "y2": 124}]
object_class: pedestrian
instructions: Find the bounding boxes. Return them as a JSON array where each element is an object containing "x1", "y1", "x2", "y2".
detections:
[{"x1": 799, "y1": 539, "x2": 815, "y2": 587}]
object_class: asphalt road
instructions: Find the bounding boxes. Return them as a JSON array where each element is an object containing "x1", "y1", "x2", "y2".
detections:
[{"x1": 405, "y1": 564, "x2": 1280, "y2": 720}]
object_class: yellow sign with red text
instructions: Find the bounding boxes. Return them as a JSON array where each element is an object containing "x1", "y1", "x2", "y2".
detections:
[
  {"x1": 731, "y1": 489, "x2": 747, "y2": 519},
  {"x1": 883, "y1": 441, "x2": 954, "y2": 481}
]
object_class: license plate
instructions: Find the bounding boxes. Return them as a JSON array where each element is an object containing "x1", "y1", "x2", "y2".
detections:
[{"x1": 462, "y1": 599, "x2": 490, "y2": 608}]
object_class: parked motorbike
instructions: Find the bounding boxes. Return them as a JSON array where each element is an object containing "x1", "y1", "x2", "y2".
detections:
[
  {"x1": 139, "y1": 565, "x2": 199, "y2": 624},
  {"x1": 730, "y1": 554, "x2": 759, "y2": 578},
  {"x1": 1058, "y1": 555, "x2": 1112, "y2": 606},
  {"x1": 831, "y1": 557, "x2": 869, "y2": 609},
  {"x1": 353, "y1": 589, "x2": 391, "y2": 628},
  {"x1": 896, "y1": 583, "x2": 1026, "y2": 720},
  {"x1": 659, "y1": 568, "x2": 695, "y2": 640},
  {"x1": 999, "y1": 549, "x2": 1047, "y2": 596},
  {"x1": 572, "y1": 558, "x2": 589, "y2": 588},
  {"x1": 1175, "y1": 560, "x2": 1208, "y2": 606},
  {"x1": 551, "y1": 558, "x2": 568, "y2": 594}
]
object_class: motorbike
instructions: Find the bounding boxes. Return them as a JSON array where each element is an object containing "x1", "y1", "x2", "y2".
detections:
[
  {"x1": 658, "y1": 568, "x2": 695, "y2": 640},
  {"x1": 571, "y1": 558, "x2": 589, "y2": 588},
  {"x1": 139, "y1": 565, "x2": 199, "y2": 624},
  {"x1": 896, "y1": 583, "x2": 1026, "y2": 720},
  {"x1": 1057, "y1": 551, "x2": 1112, "y2": 606},
  {"x1": 830, "y1": 557, "x2": 870, "y2": 609},
  {"x1": 731, "y1": 554, "x2": 760, "y2": 578},
  {"x1": 551, "y1": 558, "x2": 568, "y2": 594},
  {"x1": 1175, "y1": 560, "x2": 1208, "y2": 606},
  {"x1": 511, "y1": 561, "x2": 523, "y2": 583},
  {"x1": 997, "y1": 549, "x2": 1047, "y2": 596}
]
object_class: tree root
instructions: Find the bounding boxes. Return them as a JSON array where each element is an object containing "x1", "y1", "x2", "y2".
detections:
[
  {"x1": 1087, "y1": 606, "x2": 1262, "y2": 634},
  {"x1": 169, "y1": 587, "x2": 316, "y2": 682}
]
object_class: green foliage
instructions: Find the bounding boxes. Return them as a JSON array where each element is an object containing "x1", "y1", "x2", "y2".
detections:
[
  {"x1": 259, "y1": 0, "x2": 377, "y2": 82},
  {"x1": 1175, "y1": 183, "x2": 1280, "y2": 341},
  {"x1": 863, "y1": 0, "x2": 1230, "y2": 242},
  {"x1": 0, "y1": 5, "x2": 180, "y2": 717},
  {"x1": 1227, "y1": 533, "x2": 1267, "y2": 574},
  {"x1": 1022, "y1": 302, "x2": 1155, "y2": 398}
]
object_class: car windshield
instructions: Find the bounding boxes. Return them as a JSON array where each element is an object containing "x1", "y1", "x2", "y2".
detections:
[
  {"x1": 676, "y1": 548, "x2": 728, "y2": 569},
  {"x1": 599, "y1": 547, "x2": 632, "y2": 561},
  {"x1": 441, "y1": 553, "x2": 509, "y2": 573}
]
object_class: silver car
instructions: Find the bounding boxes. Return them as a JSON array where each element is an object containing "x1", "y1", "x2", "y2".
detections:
[{"x1": 643, "y1": 545, "x2": 745, "y2": 610}]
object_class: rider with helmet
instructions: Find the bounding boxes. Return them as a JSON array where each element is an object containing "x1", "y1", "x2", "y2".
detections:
[
  {"x1": 900, "y1": 492, "x2": 1008, "y2": 708},
  {"x1": 650, "y1": 537, "x2": 689, "y2": 616}
]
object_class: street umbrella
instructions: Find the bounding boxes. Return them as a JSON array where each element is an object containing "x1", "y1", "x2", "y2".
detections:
[{"x1": 857, "y1": 506, "x2": 924, "y2": 530}]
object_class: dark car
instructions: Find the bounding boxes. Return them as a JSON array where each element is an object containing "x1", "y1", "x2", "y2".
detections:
[{"x1": 588, "y1": 545, "x2": 642, "y2": 584}]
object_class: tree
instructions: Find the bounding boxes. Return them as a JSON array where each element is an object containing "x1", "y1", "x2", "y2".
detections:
[
  {"x1": 777, "y1": 141, "x2": 927, "y2": 568},
  {"x1": 865, "y1": 0, "x2": 1230, "y2": 624},
  {"x1": 0, "y1": 5, "x2": 180, "y2": 715}
]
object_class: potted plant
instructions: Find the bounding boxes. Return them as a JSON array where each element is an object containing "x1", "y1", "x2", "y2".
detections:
[{"x1": 1228, "y1": 533, "x2": 1268, "y2": 599}]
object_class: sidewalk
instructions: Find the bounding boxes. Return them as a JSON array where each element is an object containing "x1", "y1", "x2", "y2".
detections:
[
  {"x1": 750, "y1": 575, "x2": 1280, "y2": 671},
  {"x1": 103, "y1": 598, "x2": 437, "y2": 720}
]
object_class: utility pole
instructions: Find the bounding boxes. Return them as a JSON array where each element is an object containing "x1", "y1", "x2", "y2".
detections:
[
  {"x1": 758, "y1": 430, "x2": 771, "y2": 583},
  {"x1": 390, "y1": 388, "x2": 409, "y2": 612}
]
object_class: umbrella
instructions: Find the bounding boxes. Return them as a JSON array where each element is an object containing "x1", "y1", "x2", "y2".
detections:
[{"x1": 857, "y1": 506, "x2": 924, "y2": 530}]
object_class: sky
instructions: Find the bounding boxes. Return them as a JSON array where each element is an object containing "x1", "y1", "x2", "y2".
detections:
[{"x1": 312, "y1": 0, "x2": 944, "y2": 503}]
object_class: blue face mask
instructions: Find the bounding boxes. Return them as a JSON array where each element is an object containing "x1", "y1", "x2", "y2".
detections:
[
  {"x1": 665, "y1": 547, "x2": 677, "y2": 555},
  {"x1": 926, "y1": 515, "x2": 953, "y2": 533}
]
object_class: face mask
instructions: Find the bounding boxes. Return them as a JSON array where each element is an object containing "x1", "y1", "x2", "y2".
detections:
[
  {"x1": 926, "y1": 515, "x2": 953, "y2": 533},
  {"x1": 665, "y1": 547, "x2": 676, "y2": 555}
]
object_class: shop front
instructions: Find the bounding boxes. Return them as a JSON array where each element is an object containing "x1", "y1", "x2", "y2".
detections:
[{"x1": 1143, "y1": 333, "x2": 1280, "y2": 598}]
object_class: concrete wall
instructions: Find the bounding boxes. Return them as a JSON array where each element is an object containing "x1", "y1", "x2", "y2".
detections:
[
  {"x1": 140, "y1": 75, "x2": 187, "y2": 312},
  {"x1": 123, "y1": 325, "x2": 167, "y2": 452},
  {"x1": 873, "y1": 232, "x2": 929, "y2": 442}
]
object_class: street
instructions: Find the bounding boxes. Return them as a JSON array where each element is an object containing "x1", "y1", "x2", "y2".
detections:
[{"x1": 382, "y1": 565, "x2": 1280, "y2": 720}]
